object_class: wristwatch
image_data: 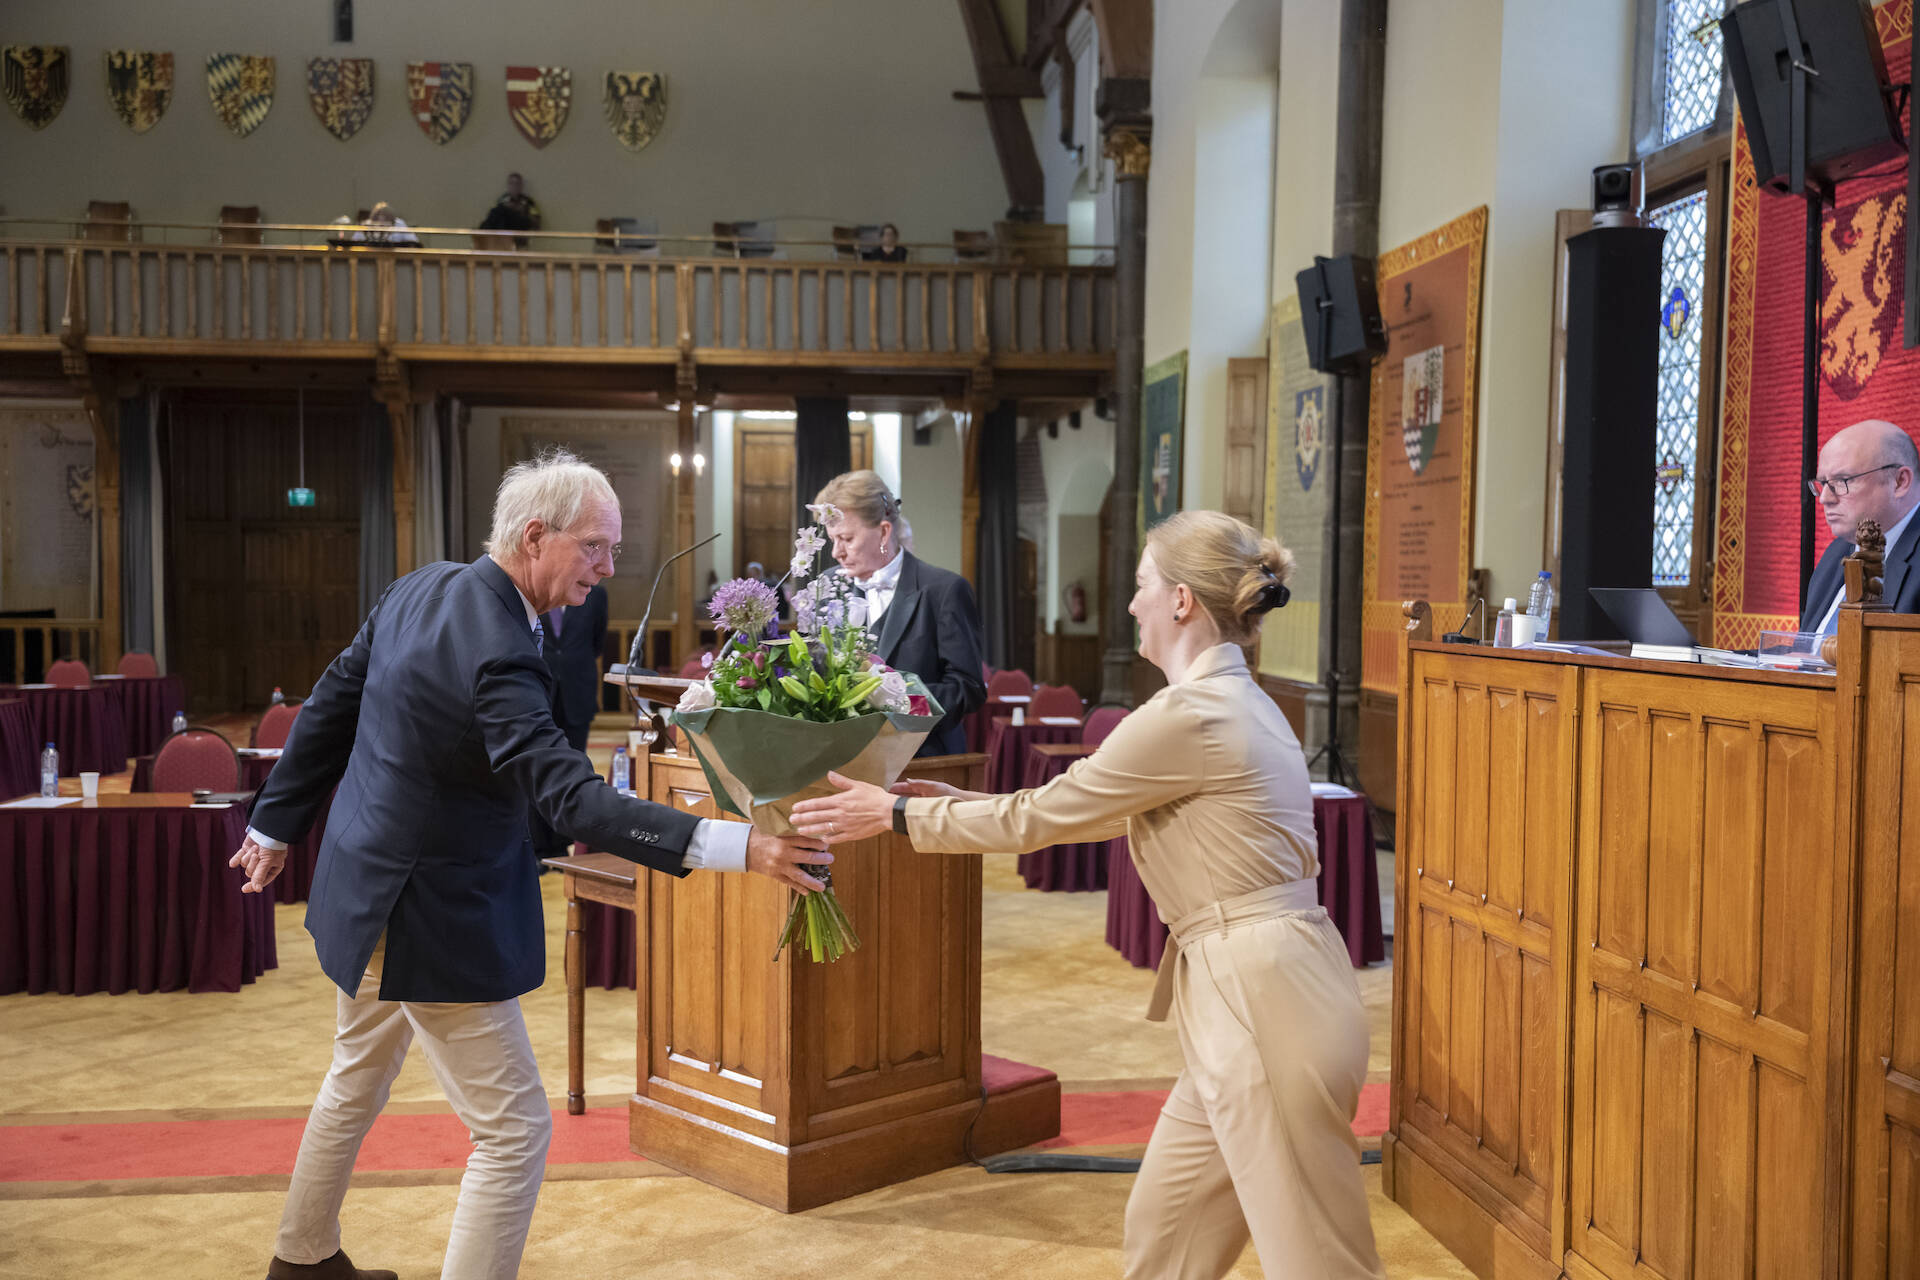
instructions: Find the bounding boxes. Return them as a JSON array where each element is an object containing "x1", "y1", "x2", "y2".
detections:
[{"x1": 892, "y1": 794, "x2": 911, "y2": 835}]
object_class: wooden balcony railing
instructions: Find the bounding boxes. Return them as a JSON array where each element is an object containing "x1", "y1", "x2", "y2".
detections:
[
  {"x1": 0, "y1": 619, "x2": 106, "y2": 685},
  {"x1": 2, "y1": 237, "x2": 1116, "y2": 368}
]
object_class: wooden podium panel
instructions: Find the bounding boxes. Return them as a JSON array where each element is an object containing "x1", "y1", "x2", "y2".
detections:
[{"x1": 634, "y1": 750, "x2": 1058, "y2": 1211}]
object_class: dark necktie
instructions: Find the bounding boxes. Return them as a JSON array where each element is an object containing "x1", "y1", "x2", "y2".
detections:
[
  {"x1": 546, "y1": 608, "x2": 564, "y2": 640},
  {"x1": 532, "y1": 615, "x2": 546, "y2": 655}
]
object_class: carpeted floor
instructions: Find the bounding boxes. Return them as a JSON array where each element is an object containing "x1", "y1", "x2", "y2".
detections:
[{"x1": 0, "y1": 716, "x2": 1467, "y2": 1280}]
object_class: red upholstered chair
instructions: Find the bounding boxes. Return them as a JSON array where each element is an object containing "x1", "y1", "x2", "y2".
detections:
[
  {"x1": 678, "y1": 653, "x2": 712, "y2": 679},
  {"x1": 254, "y1": 701, "x2": 302, "y2": 749},
  {"x1": 151, "y1": 727, "x2": 240, "y2": 793},
  {"x1": 1030, "y1": 684, "x2": 1084, "y2": 720},
  {"x1": 1082, "y1": 705, "x2": 1129, "y2": 749},
  {"x1": 116, "y1": 651, "x2": 159, "y2": 678},
  {"x1": 985, "y1": 669, "x2": 1031, "y2": 701},
  {"x1": 47, "y1": 659, "x2": 92, "y2": 688}
]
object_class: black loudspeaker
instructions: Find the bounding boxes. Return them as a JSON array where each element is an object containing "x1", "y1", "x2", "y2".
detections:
[
  {"x1": 1559, "y1": 225, "x2": 1666, "y2": 642},
  {"x1": 1721, "y1": 0, "x2": 1902, "y2": 193},
  {"x1": 1295, "y1": 255, "x2": 1387, "y2": 375}
]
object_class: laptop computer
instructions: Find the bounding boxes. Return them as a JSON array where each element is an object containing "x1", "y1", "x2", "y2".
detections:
[{"x1": 1587, "y1": 587, "x2": 1698, "y2": 659}]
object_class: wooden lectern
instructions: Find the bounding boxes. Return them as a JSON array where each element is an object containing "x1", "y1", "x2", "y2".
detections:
[{"x1": 628, "y1": 748, "x2": 1059, "y2": 1211}]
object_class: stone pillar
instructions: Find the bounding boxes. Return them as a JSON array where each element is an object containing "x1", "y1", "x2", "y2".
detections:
[
  {"x1": 1305, "y1": 0, "x2": 1386, "y2": 776},
  {"x1": 1096, "y1": 77, "x2": 1150, "y2": 708}
]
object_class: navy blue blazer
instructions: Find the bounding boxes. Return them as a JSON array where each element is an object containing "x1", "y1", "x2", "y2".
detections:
[
  {"x1": 250, "y1": 555, "x2": 700, "y2": 1002},
  {"x1": 866, "y1": 552, "x2": 986, "y2": 757},
  {"x1": 1799, "y1": 523, "x2": 1920, "y2": 630}
]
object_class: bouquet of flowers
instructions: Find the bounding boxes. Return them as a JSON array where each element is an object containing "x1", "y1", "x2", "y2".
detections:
[{"x1": 670, "y1": 503, "x2": 942, "y2": 962}]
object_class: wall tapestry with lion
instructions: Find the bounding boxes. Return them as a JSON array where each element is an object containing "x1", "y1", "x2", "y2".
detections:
[{"x1": 1713, "y1": 0, "x2": 1913, "y2": 647}]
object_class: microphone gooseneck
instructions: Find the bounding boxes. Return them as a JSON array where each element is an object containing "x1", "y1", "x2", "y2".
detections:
[{"x1": 624, "y1": 532, "x2": 721, "y2": 716}]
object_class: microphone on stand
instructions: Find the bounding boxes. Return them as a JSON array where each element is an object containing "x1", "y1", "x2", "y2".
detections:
[{"x1": 618, "y1": 532, "x2": 720, "y2": 717}]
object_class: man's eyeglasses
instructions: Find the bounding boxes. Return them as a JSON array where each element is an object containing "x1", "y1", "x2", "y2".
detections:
[
  {"x1": 562, "y1": 530, "x2": 623, "y2": 561},
  {"x1": 1808, "y1": 463, "x2": 1900, "y2": 499}
]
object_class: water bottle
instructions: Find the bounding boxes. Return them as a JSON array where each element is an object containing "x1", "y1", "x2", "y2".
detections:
[
  {"x1": 1527, "y1": 571, "x2": 1554, "y2": 635},
  {"x1": 40, "y1": 743, "x2": 58, "y2": 798},
  {"x1": 171, "y1": 710, "x2": 188, "y2": 734},
  {"x1": 270, "y1": 687, "x2": 285, "y2": 706},
  {"x1": 1493, "y1": 598, "x2": 1519, "y2": 647},
  {"x1": 611, "y1": 746, "x2": 631, "y2": 794}
]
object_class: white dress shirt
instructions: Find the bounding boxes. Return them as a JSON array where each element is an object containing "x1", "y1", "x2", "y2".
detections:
[
  {"x1": 855, "y1": 548, "x2": 907, "y2": 623},
  {"x1": 249, "y1": 565, "x2": 747, "y2": 872},
  {"x1": 1816, "y1": 503, "x2": 1918, "y2": 635}
]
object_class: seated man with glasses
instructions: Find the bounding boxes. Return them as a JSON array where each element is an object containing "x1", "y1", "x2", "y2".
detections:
[{"x1": 1802, "y1": 418, "x2": 1920, "y2": 633}]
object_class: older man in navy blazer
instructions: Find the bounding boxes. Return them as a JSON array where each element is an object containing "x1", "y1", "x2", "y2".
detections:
[
  {"x1": 1800, "y1": 419, "x2": 1920, "y2": 633},
  {"x1": 231, "y1": 450, "x2": 827, "y2": 1280}
]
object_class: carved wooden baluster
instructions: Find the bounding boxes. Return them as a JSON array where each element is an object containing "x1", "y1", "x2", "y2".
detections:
[
  {"x1": 157, "y1": 246, "x2": 171, "y2": 337},
  {"x1": 946, "y1": 270, "x2": 957, "y2": 352},
  {"x1": 346, "y1": 258, "x2": 359, "y2": 341},
  {"x1": 436, "y1": 259, "x2": 447, "y2": 344},
  {"x1": 493, "y1": 262, "x2": 504, "y2": 345},
  {"x1": 919, "y1": 272, "x2": 930, "y2": 352},
  {"x1": 544, "y1": 260, "x2": 555, "y2": 345},
  {"x1": 516, "y1": 260, "x2": 528, "y2": 345},
  {"x1": 413, "y1": 259, "x2": 424, "y2": 342}
]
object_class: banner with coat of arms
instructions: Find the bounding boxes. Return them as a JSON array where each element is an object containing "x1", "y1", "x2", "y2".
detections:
[
  {"x1": 104, "y1": 50, "x2": 172, "y2": 133},
  {"x1": 207, "y1": 53, "x2": 274, "y2": 137},
  {"x1": 1360, "y1": 204, "x2": 1487, "y2": 692},
  {"x1": 2, "y1": 45, "x2": 70, "y2": 129},
  {"x1": 307, "y1": 57, "x2": 374, "y2": 141},
  {"x1": 406, "y1": 61, "x2": 473, "y2": 144},
  {"x1": 506, "y1": 65, "x2": 570, "y2": 148},
  {"x1": 1262, "y1": 295, "x2": 1333, "y2": 684},
  {"x1": 604, "y1": 70, "x2": 666, "y2": 151}
]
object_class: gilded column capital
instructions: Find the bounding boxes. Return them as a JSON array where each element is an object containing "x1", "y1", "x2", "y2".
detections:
[{"x1": 1104, "y1": 127, "x2": 1151, "y2": 179}]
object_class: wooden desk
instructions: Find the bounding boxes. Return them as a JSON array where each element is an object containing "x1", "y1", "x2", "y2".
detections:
[
  {"x1": 1383, "y1": 605, "x2": 1919, "y2": 1279},
  {"x1": 540, "y1": 851, "x2": 640, "y2": 1116}
]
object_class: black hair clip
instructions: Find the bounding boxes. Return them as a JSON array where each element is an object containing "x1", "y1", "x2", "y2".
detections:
[{"x1": 1260, "y1": 579, "x2": 1291, "y2": 610}]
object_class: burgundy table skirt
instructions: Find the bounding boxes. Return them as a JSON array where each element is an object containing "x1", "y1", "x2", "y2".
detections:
[
  {"x1": 100, "y1": 674, "x2": 189, "y2": 757},
  {"x1": 966, "y1": 696, "x2": 1033, "y2": 754},
  {"x1": 984, "y1": 716, "x2": 1082, "y2": 794},
  {"x1": 131, "y1": 753, "x2": 327, "y2": 905},
  {"x1": 576, "y1": 880, "x2": 638, "y2": 990},
  {"x1": 1015, "y1": 746, "x2": 1108, "y2": 892},
  {"x1": 0, "y1": 699, "x2": 36, "y2": 801},
  {"x1": 1104, "y1": 791, "x2": 1386, "y2": 970},
  {"x1": 0, "y1": 686, "x2": 130, "y2": 776},
  {"x1": 0, "y1": 801, "x2": 277, "y2": 995}
]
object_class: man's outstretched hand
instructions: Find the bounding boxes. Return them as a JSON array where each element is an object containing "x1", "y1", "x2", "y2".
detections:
[
  {"x1": 745, "y1": 830, "x2": 832, "y2": 892},
  {"x1": 228, "y1": 836, "x2": 288, "y2": 894}
]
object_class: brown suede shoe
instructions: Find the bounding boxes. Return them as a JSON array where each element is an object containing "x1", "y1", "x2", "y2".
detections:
[{"x1": 264, "y1": 1250, "x2": 397, "y2": 1280}]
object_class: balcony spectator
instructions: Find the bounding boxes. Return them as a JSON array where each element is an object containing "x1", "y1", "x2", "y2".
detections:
[
  {"x1": 861, "y1": 223, "x2": 908, "y2": 263},
  {"x1": 480, "y1": 172, "x2": 543, "y2": 248},
  {"x1": 354, "y1": 202, "x2": 421, "y2": 247}
]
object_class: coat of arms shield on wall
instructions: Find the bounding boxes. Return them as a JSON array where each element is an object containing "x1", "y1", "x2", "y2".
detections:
[
  {"x1": 506, "y1": 65, "x2": 571, "y2": 148},
  {"x1": 604, "y1": 71, "x2": 666, "y2": 151},
  {"x1": 307, "y1": 57, "x2": 374, "y2": 141},
  {"x1": 1401, "y1": 344, "x2": 1444, "y2": 476},
  {"x1": 207, "y1": 53, "x2": 275, "y2": 138},
  {"x1": 406, "y1": 61, "x2": 473, "y2": 144},
  {"x1": 104, "y1": 50, "x2": 173, "y2": 133},
  {"x1": 2, "y1": 45, "x2": 70, "y2": 130},
  {"x1": 1294, "y1": 386, "x2": 1323, "y2": 492}
]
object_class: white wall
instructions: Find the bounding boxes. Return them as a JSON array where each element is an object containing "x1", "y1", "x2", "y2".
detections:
[
  {"x1": 871, "y1": 412, "x2": 903, "y2": 499},
  {"x1": 0, "y1": 0, "x2": 1009, "y2": 245},
  {"x1": 897, "y1": 411, "x2": 964, "y2": 573},
  {"x1": 1038, "y1": 410, "x2": 1115, "y2": 633}
]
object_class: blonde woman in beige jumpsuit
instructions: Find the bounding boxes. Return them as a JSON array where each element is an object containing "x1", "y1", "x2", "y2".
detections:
[{"x1": 793, "y1": 510, "x2": 1384, "y2": 1280}]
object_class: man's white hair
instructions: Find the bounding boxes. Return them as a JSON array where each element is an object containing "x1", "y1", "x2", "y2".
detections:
[{"x1": 484, "y1": 448, "x2": 618, "y2": 562}]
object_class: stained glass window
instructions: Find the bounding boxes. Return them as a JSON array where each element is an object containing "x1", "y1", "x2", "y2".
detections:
[
  {"x1": 1662, "y1": 0, "x2": 1724, "y2": 143},
  {"x1": 1650, "y1": 189, "x2": 1709, "y2": 586}
]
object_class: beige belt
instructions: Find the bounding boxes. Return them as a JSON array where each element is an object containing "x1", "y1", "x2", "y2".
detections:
[{"x1": 1146, "y1": 879, "x2": 1321, "y2": 1022}]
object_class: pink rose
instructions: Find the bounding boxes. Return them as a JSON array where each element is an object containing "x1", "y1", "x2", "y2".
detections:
[{"x1": 908, "y1": 695, "x2": 931, "y2": 717}]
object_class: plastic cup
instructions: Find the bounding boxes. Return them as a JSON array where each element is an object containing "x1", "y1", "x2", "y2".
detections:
[
  {"x1": 1511, "y1": 614, "x2": 1539, "y2": 646},
  {"x1": 1011, "y1": 706, "x2": 1026, "y2": 726},
  {"x1": 79, "y1": 771, "x2": 100, "y2": 799}
]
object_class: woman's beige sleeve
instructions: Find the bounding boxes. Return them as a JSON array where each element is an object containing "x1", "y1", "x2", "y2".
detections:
[{"x1": 905, "y1": 695, "x2": 1202, "y2": 853}]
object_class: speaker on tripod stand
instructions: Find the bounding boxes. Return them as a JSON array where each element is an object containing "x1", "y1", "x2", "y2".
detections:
[{"x1": 1294, "y1": 255, "x2": 1386, "y2": 784}]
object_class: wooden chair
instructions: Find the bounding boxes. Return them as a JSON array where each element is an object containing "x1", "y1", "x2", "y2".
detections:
[
  {"x1": 952, "y1": 229, "x2": 995, "y2": 263},
  {"x1": 216, "y1": 205, "x2": 262, "y2": 245},
  {"x1": 47, "y1": 659, "x2": 92, "y2": 688},
  {"x1": 470, "y1": 233, "x2": 516, "y2": 250},
  {"x1": 595, "y1": 216, "x2": 658, "y2": 255},
  {"x1": 831, "y1": 225, "x2": 861, "y2": 261},
  {"x1": 152, "y1": 726, "x2": 240, "y2": 792},
  {"x1": 714, "y1": 220, "x2": 776, "y2": 259},
  {"x1": 83, "y1": 201, "x2": 135, "y2": 242},
  {"x1": 995, "y1": 220, "x2": 1068, "y2": 267}
]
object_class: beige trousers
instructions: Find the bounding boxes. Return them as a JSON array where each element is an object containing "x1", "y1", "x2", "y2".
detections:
[
  {"x1": 274, "y1": 942, "x2": 553, "y2": 1280},
  {"x1": 1123, "y1": 907, "x2": 1384, "y2": 1280}
]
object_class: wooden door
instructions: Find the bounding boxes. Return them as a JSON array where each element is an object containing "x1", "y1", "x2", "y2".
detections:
[
  {"x1": 1223, "y1": 356, "x2": 1268, "y2": 529},
  {"x1": 733, "y1": 420, "x2": 872, "y2": 579},
  {"x1": 1568, "y1": 670, "x2": 1835, "y2": 1280},
  {"x1": 167, "y1": 394, "x2": 362, "y2": 711}
]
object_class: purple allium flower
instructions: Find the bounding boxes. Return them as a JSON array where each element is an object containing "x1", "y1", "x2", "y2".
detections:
[{"x1": 708, "y1": 578, "x2": 778, "y2": 636}]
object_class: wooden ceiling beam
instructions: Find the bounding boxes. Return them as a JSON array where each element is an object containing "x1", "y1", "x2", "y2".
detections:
[
  {"x1": 1087, "y1": 0, "x2": 1152, "y2": 81},
  {"x1": 955, "y1": 0, "x2": 1047, "y2": 214}
]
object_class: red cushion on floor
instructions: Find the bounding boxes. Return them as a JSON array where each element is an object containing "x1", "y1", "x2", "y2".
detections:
[{"x1": 983, "y1": 1052, "x2": 1056, "y2": 1095}]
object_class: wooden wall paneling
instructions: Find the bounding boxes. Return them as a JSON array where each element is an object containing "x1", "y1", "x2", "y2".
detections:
[
  {"x1": 1359, "y1": 689, "x2": 1399, "y2": 817},
  {"x1": 1388, "y1": 647, "x2": 1578, "y2": 1268},
  {"x1": 1846, "y1": 616, "x2": 1920, "y2": 1279},
  {"x1": 1567, "y1": 669, "x2": 1834, "y2": 1280}
]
